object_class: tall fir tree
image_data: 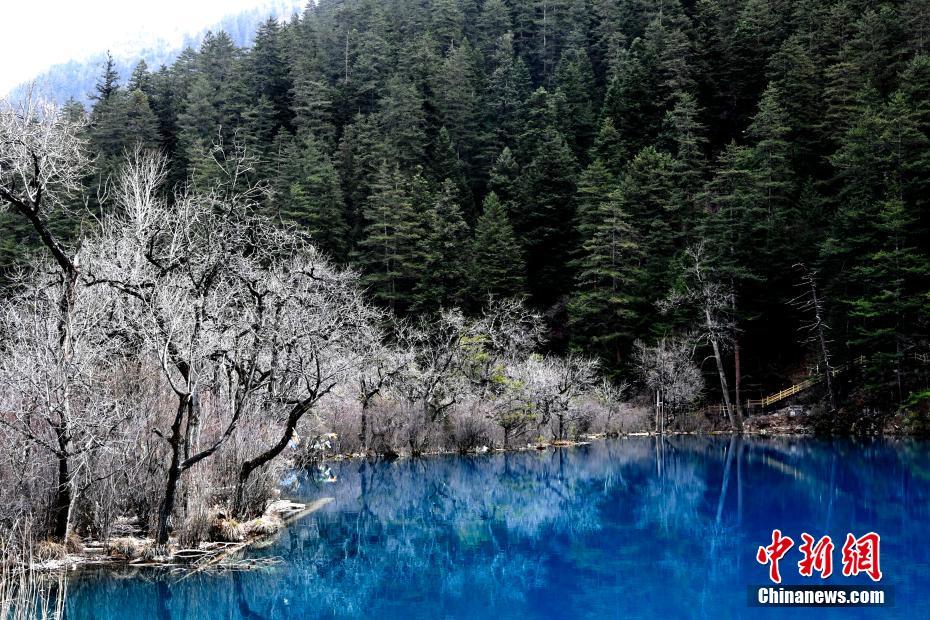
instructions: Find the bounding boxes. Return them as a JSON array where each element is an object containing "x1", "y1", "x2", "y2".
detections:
[{"x1": 469, "y1": 192, "x2": 526, "y2": 302}]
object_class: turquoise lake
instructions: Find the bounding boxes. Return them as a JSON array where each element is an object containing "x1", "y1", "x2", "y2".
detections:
[{"x1": 63, "y1": 436, "x2": 930, "y2": 619}]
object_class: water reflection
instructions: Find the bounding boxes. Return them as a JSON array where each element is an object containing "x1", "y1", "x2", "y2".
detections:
[{"x1": 65, "y1": 437, "x2": 930, "y2": 619}]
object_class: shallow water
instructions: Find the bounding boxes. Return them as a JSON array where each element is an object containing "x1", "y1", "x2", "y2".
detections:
[{"x1": 65, "y1": 436, "x2": 930, "y2": 619}]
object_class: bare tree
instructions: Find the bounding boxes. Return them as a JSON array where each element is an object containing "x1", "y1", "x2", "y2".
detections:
[
  {"x1": 664, "y1": 243, "x2": 743, "y2": 431},
  {"x1": 635, "y1": 337, "x2": 703, "y2": 433},
  {"x1": 232, "y1": 249, "x2": 374, "y2": 516},
  {"x1": 592, "y1": 378, "x2": 629, "y2": 434},
  {"x1": 393, "y1": 311, "x2": 470, "y2": 454},
  {"x1": 792, "y1": 263, "x2": 836, "y2": 411},
  {"x1": 354, "y1": 328, "x2": 409, "y2": 454},
  {"x1": 0, "y1": 264, "x2": 130, "y2": 539},
  {"x1": 517, "y1": 355, "x2": 598, "y2": 441},
  {"x1": 0, "y1": 94, "x2": 93, "y2": 539},
  {"x1": 85, "y1": 149, "x2": 290, "y2": 541}
]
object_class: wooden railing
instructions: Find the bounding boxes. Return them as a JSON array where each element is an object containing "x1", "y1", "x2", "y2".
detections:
[
  {"x1": 746, "y1": 356, "x2": 868, "y2": 409},
  {"x1": 699, "y1": 353, "x2": 927, "y2": 416}
]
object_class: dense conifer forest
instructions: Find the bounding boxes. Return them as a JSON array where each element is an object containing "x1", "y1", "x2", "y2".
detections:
[{"x1": 3, "y1": 0, "x2": 929, "y2": 416}]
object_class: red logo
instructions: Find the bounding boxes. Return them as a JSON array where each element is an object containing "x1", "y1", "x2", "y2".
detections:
[
  {"x1": 756, "y1": 529, "x2": 794, "y2": 584},
  {"x1": 841, "y1": 532, "x2": 883, "y2": 582},
  {"x1": 757, "y1": 530, "x2": 882, "y2": 583},
  {"x1": 798, "y1": 534, "x2": 834, "y2": 578}
]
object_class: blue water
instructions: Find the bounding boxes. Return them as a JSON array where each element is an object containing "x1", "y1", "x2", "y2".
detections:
[{"x1": 64, "y1": 437, "x2": 930, "y2": 619}]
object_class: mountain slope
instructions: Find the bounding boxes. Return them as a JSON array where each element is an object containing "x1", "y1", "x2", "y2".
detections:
[{"x1": 10, "y1": 0, "x2": 304, "y2": 104}]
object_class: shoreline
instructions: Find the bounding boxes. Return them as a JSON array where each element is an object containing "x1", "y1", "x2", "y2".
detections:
[
  {"x1": 25, "y1": 423, "x2": 918, "y2": 577},
  {"x1": 27, "y1": 498, "x2": 334, "y2": 576}
]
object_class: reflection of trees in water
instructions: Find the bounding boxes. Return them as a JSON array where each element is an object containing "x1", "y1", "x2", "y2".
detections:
[
  {"x1": 63, "y1": 437, "x2": 930, "y2": 619},
  {"x1": 240, "y1": 448, "x2": 625, "y2": 616}
]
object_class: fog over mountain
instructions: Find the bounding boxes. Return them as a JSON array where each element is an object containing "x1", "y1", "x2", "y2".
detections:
[{"x1": 7, "y1": 0, "x2": 304, "y2": 104}]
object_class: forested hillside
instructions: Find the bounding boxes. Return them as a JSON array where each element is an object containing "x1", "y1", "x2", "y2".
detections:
[
  {"x1": 4, "y1": 0, "x2": 929, "y2": 414},
  {"x1": 5, "y1": 0, "x2": 305, "y2": 105}
]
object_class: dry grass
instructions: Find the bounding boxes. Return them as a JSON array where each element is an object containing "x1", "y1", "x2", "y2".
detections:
[
  {"x1": 108, "y1": 537, "x2": 143, "y2": 560},
  {"x1": 1, "y1": 529, "x2": 67, "y2": 619},
  {"x1": 210, "y1": 518, "x2": 245, "y2": 543},
  {"x1": 33, "y1": 542, "x2": 67, "y2": 563},
  {"x1": 244, "y1": 515, "x2": 282, "y2": 537}
]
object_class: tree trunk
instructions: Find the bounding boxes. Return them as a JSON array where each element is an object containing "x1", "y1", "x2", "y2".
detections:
[
  {"x1": 705, "y1": 305, "x2": 741, "y2": 431},
  {"x1": 235, "y1": 403, "x2": 306, "y2": 517},
  {"x1": 359, "y1": 401, "x2": 369, "y2": 453},
  {"x1": 156, "y1": 397, "x2": 187, "y2": 546},
  {"x1": 711, "y1": 336, "x2": 741, "y2": 431},
  {"x1": 51, "y1": 273, "x2": 79, "y2": 540},
  {"x1": 734, "y1": 338, "x2": 743, "y2": 420},
  {"x1": 51, "y1": 448, "x2": 74, "y2": 540}
]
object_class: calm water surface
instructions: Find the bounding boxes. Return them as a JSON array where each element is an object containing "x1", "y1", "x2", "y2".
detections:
[{"x1": 65, "y1": 436, "x2": 930, "y2": 619}]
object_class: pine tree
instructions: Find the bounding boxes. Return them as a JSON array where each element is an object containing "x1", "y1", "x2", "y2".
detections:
[
  {"x1": 273, "y1": 134, "x2": 348, "y2": 260},
  {"x1": 123, "y1": 90, "x2": 159, "y2": 150},
  {"x1": 767, "y1": 35, "x2": 825, "y2": 164},
  {"x1": 177, "y1": 74, "x2": 222, "y2": 168},
  {"x1": 486, "y1": 33, "x2": 533, "y2": 153},
  {"x1": 746, "y1": 84, "x2": 794, "y2": 219},
  {"x1": 573, "y1": 158, "x2": 616, "y2": 247},
  {"x1": 641, "y1": 1, "x2": 695, "y2": 107},
  {"x1": 337, "y1": 113, "x2": 387, "y2": 238},
  {"x1": 699, "y1": 142, "x2": 764, "y2": 288},
  {"x1": 569, "y1": 185, "x2": 645, "y2": 364},
  {"x1": 378, "y1": 75, "x2": 428, "y2": 171},
  {"x1": 515, "y1": 124, "x2": 578, "y2": 303},
  {"x1": 431, "y1": 0, "x2": 465, "y2": 53},
  {"x1": 91, "y1": 51, "x2": 120, "y2": 102},
  {"x1": 661, "y1": 91, "x2": 708, "y2": 218},
  {"x1": 553, "y1": 46, "x2": 597, "y2": 160},
  {"x1": 476, "y1": 0, "x2": 513, "y2": 60},
  {"x1": 621, "y1": 146, "x2": 681, "y2": 291},
  {"x1": 488, "y1": 147, "x2": 520, "y2": 210},
  {"x1": 824, "y1": 187, "x2": 930, "y2": 397},
  {"x1": 469, "y1": 192, "x2": 526, "y2": 302},
  {"x1": 432, "y1": 40, "x2": 488, "y2": 187},
  {"x1": 240, "y1": 95, "x2": 278, "y2": 163},
  {"x1": 128, "y1": 60, "x2": 153, "y2": 97},
  {"x1": 415, "y1": 180, "x2": 470, "y2": 311},
  {"x1": 601, "y1": 41, "x2": 657, "y2": 161},
  {"x1": 356, "y1": 162, "x2": 424, "y2": 311},
  {"x1": 590, "y1": 117, "x2": 626, "y2": 176},
  {"x1": 248, "y1": 18, "x2": 294, "y2": 129}
]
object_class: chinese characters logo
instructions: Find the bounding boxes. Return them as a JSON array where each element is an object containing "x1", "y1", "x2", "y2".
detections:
[{"x1": 756, "y1": 530, "x2": 882, "y2": 583}]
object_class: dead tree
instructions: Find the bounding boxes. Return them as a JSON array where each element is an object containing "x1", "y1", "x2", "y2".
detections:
[
  {"x1": 86, "y1": 149, "x2": 281, "y2": 543},
  {"x1": 664, "y1": 243, "x2": 743, "y2": 432},
  {"x1": 792, "y1": 263, "x2": 836, "y2": 411}
]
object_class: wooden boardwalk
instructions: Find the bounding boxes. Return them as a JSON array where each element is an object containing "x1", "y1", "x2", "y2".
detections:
[
  {"x1": 746, "y1": 357, "x2": 865, "y2": 410},
  {"x1": 695, "y1": 353, "x2": 928, "y2": 417}
]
